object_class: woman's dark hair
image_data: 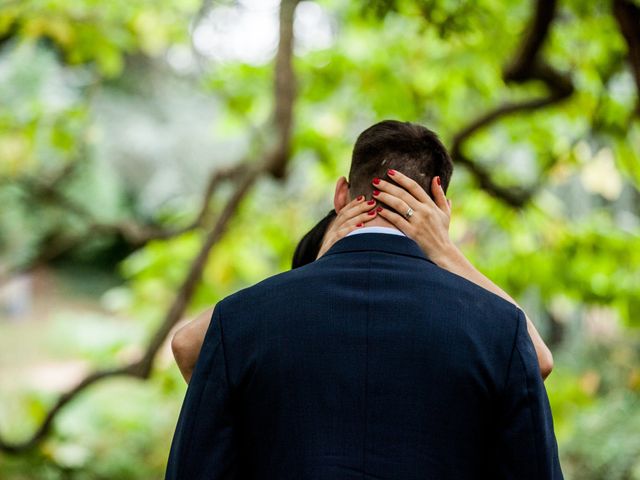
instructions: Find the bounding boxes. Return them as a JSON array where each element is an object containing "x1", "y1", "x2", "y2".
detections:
[{"x1": 291, "y1": 208, "x2": 337, "y2": 269}]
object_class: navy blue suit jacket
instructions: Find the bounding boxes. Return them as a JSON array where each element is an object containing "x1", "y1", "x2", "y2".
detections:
[{"x1": 165, "y1": 232, "x2": 563, "y2": 479}]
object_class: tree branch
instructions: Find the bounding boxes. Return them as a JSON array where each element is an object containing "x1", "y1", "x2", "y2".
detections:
[
  {"x1": 450, "y1": 0, "x2": 574, "y2": 208},
  {"x1": 266, "y1": 0, "x2": 298, "y2": 179},
  {"x1": 613, "y1": 0, "x2": 640, "y2": 107},
  {"x1": 0, "y1": 0, "x2": 301, "y2": 454}
]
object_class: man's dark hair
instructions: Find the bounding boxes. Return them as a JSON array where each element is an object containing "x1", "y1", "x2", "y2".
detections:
[{"x1": 348, "y1": 120, "x2": 453, "y2": 214}]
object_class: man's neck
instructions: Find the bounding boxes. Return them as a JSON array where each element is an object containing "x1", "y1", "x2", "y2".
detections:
[{"x1": 359, "y1": 217, "x2": 400, "y2": 230}]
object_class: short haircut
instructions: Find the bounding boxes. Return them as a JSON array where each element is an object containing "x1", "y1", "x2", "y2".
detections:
[{"x1": 347, "y1": 120, "x2": 453, "y2": 215}]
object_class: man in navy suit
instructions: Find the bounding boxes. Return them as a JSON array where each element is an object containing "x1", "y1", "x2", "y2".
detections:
[{"x1": 165, "y1": 120, "x2": 563, "y2": 479}]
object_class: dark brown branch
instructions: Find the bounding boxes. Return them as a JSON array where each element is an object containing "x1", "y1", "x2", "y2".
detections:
[
  {"x1": 0, "y1": 367, "x2": 132, "y2": 453},
  {"x1": 1, "y1": 0, "x2": 300, "y2": 282},
  {"x1": 134, "y1": 166, "x2": 262, "y2": 379},
  {"x1": 450, "y1": 0, "x2": 574, "y2": 208},
  {"x1": 503, "y1": 0, "x2": 556, "y2": 81},
  {"x1": 0, "y1": 169, "x2": 260, "y2": 453},
  {"x1": 1, "y1": 2, "x2": 264, "y2": 278},
  {"x1": 453, "y1": 153, "x2": 537, "y2": 208},
  {"x1": 18, "y1": 177, "x2": 167, "y2": 245},
  {"x1": 266, "y1": 0, "x2": 299, "y2": 179},
  {"x1": 0, "y1": 161, "x2": 270, "y2": 452},
  {"x1": 0, "y1": 148, "x2": 254, "y2": 292},
  {"x1": 0, "y1": 0, "x2": 301, "y2": 454},
  {"x1": 613, "y1": 0, "x2": 640, "y2": 103},
  {"x1": 18, "y1": 0, "x2": 302, "y2": 240},
  {"x1": 41, "y1": 161, "x2": 243, "y2": 240},
  {"x1": 451, "y1": 95, "x2": 561, "y2": 151}
]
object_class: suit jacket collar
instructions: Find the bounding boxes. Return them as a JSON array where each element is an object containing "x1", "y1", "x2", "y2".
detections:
[{"x1": 322, "y1": 232, "x2": 436, "y2": 265}]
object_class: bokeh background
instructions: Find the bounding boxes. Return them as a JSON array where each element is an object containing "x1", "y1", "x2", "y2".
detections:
[{"x1": 1, "y1": 0, "x2": 639, "y2": 478}]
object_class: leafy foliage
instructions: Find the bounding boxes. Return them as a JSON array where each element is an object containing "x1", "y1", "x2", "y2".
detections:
[{"x1": 1, "y1": 0, "x2": 639, "y2": 478}]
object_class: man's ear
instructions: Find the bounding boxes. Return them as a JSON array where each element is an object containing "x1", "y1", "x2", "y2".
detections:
[{"x1": 333, "y1": 176, "x2": 350, "y2": 213}]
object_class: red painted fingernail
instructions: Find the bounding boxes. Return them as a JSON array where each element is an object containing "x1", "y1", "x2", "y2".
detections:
[
  {"x1": 376, "y1": 206, "x2": 383, "y2": 212},
  {"x1": 373, "y1": 189, "x2": 380, "y2": 196},
  {"x1": 436, "y1": 176, "x2": 441, "y2": 186},
  {"x1": 367, "y1": 199, "x2": 375, "y2": 205},
  {"x1": 368, "y1": 210, "x2": 376, "y2": 216},
  {"x1": 356, "y1": 222, "x2": 364, "y2": 227},
  {"x1": 387, "y1": 169, "x2": 395, "y2": 176},
  {"x1": 357, "y1": 195, "x2": 364, "y2": 201},
  {"x1": 372, "y1": 177, "x2": 380, "y2": 185}
]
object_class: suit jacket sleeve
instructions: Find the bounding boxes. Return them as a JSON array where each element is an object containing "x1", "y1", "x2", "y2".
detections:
[
  {"x1": 165, "y1": 302, "x2": 239, "y2": 480},
  {"x1": 495, "y1": 307, "x2": 564, "y2": 479}
]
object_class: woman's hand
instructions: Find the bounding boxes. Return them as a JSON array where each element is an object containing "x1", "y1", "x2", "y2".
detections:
[
  {"x1": 316, "y1": 195, "x2": 379, "y2": 260},
  {"x1": 371, "y1": 169, "x2": 454, "y2": 264}
]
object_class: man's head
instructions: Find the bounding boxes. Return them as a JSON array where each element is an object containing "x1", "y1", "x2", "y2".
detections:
[{"x1": 333, "y1": 120, "x2": 454, "y2": 218}]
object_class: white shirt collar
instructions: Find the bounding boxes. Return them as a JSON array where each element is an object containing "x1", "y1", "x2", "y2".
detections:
[{"x1": 346, "y1": 226, "x2": 406, "y2": 237}]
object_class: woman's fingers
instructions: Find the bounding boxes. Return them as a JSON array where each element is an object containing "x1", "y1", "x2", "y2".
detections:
[
  {"x1": 335, "y1": 195, "x2": 378, "y2": 231},
  {"x1": 384, "y1": 169, "x2": 431, "y2": 204},
  {"x1": 430, "y1": 176, "x2": 449, "y2": 214},
  {"x1": 370, "y1": 189, "x2": 411, "y2": 216},
  {"x1": 375, "y1": 206, "x2": 412, "y2": 234},
  {"x1": 337, "y1": 194, "x2": 366, "y2": 217},
  {"x1": 339, "y1": 206, "x2": 379, "y2": 233},
  {"x1": 339, "y1": 196, "x2": 377, "y2": 222},
  {"x1": 372, "y1": 177, "x2": 420, "y2": 211}
]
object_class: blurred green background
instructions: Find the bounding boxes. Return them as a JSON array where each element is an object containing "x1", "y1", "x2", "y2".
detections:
[{"x1": 1, "y1": 0, "x2": 639, "y2": 478}]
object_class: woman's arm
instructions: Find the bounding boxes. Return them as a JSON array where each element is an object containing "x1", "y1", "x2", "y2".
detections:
[
  {"x1": 431, "y1": 243, "x2": 553, "y2": 379},
  {"x1": 171, "y1": 307, "x2": 214, "y2": 383},
  {"x1": 373, "y1": 169, "x2": 554, "y2": 380}
]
